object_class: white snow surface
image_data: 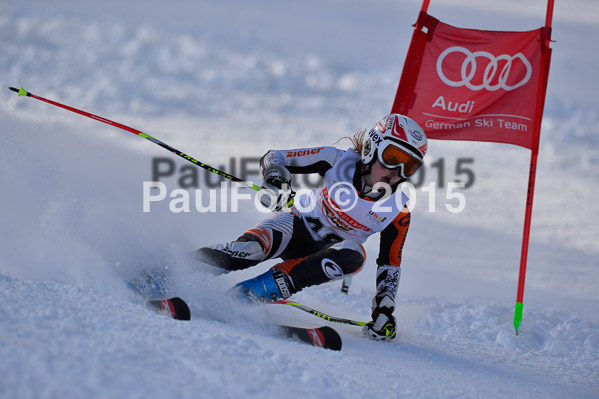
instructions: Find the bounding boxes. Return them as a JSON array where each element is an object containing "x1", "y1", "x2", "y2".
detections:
[{"x1": 1, "y1": 1, "x2": 598, "y2": 398}]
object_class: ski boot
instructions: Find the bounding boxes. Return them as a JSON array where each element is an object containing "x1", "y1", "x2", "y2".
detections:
[
  {"x1": 127, "y1": 268, "x2": 170, "y2": 299},
  {"x1": 230, "y1": 269, "x2": 295, "y2": 303}
]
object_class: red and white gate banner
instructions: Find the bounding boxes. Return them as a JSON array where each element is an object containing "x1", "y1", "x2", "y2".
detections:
[{"x1": 392, "y1": 13, "x2": 552, "y2": 150}]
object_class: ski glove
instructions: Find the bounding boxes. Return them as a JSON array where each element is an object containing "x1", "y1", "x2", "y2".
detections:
[
  {"x1": 259, "y1": 165, "x2": 294, "y2": 212},
  {"x1": 362, "y1": 294, "x2": 397, "y2": 341}
]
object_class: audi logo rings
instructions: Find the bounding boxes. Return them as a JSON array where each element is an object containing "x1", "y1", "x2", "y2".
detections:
[{"x1": 436, "y1": 46, "x2": 532, "y2": 91}]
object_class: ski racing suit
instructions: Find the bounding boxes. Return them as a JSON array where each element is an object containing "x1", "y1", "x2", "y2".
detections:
[{"x1": 197, "y1": 146, "x2": 411, "y2": 304}]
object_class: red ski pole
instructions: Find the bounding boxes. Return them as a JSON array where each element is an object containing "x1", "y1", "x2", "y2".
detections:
[{"x1": 8, "y1": 86, "x2": 261, "y2": 191}]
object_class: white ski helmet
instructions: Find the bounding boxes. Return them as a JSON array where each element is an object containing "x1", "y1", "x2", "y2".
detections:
[{"x1": 361, "y1": 114, "x2": 427, "y2": 179}]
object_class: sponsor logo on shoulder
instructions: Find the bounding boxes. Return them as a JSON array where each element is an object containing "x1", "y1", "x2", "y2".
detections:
[{"x1": 286, "y1": 148, "x2": 324, "y2": 158}]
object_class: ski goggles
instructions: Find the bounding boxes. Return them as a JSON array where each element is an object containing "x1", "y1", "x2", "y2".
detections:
[{"x1": 378, "y1": 141, "x2": 423, "y2": 178}]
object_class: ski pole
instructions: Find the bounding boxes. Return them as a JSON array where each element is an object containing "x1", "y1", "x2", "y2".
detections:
[
  {"x1": 270, "y1": 300, "x2": 368, "y2": 327},
  {"x1": 8, "y1": 86, "x2": 260, "y2": 190},
  {"x1": 340, "y1": 276, "x2": 353, "y2": 294}
]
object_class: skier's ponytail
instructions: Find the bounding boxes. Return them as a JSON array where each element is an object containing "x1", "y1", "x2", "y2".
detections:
[{"x1": 336, "y1": 129, "x2": 367, "y2": 154}]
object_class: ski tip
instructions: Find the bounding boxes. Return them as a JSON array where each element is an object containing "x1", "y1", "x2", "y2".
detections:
[
  {"x1": 146, "y1": 297, "x2": 191, "y2": 321},
  {"x1": 317, "y1": 326, "x2": 342, "y2": 351},
  {"x1": 169, "y1": 297, "x2": 191, "y2": 321},
  {"x1": 8, "y1": 87, "x2": 29, "y2": 97},
  {"x1": 279, "y1": 325, "x2": 343, "y2": 351}
]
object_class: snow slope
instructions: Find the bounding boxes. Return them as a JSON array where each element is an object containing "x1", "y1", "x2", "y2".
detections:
[{"x1": 1, "y1": 0, "x2": 598, "y2": 398}]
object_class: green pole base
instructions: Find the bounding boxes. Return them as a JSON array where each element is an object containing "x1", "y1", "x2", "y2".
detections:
[{"x1": 513, "y1": 302, "x2": 523, "y2": 335}]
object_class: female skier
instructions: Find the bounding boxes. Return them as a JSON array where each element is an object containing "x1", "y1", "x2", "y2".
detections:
[{"x1": 197, "y1": 113, "x2": 427, "y2": 340}]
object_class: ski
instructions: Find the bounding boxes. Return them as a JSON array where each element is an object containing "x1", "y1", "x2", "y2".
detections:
[
  {"x1": 145, "y1": 296, "x2": 342, "y2": 350},
  {"x1": 278, "y1": 325, "x2": 342, "y2": 351},
  {"x1": 145, "y1": 297, "x2": 191, "y2": 321}
]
